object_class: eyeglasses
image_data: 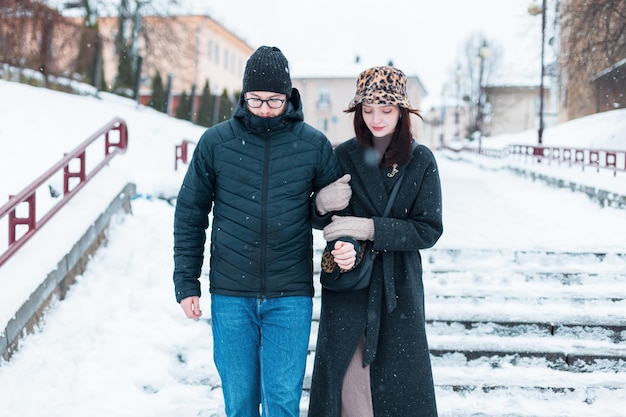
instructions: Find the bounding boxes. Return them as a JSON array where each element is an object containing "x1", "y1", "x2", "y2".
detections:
[{"x1": 245, "y1": 98, "x2": 285, "y2": 109}]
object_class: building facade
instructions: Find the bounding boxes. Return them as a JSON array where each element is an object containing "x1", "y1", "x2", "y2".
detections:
[
  {"x1": 420, "y1": 83, "x2": 554, "y2": 148},
  {"x1": 558, "y1": 0, "x2": 626, "y2": 121},
  {"x1": 485, "y1": 85, "x2": 555, "y2": 137},
  {"x1": 96, "y1": 15, "x2": 254, "y2": 111}
]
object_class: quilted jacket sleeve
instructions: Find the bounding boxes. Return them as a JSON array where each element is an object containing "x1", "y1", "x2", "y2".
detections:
[
  {"x1": 310, "y1": 135, "x2": 341, "y2": 230},
  {"x1": 172, "y1": 132, "x2": 216, "y2": 303}
]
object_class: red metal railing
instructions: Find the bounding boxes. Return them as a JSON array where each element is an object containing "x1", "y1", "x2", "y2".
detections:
[
  {"x1": 0, "y1": 118, "x2": 129, "y2": 267},
  {"x1": 508, "y1": 144, "x2": 626, "y2": 176},
  {"x1": 175, "y1": 139, "x2": 197, "y2": 171},
  {"x1": 447, "y1": 144, "x2": 626, "y2": 176}
]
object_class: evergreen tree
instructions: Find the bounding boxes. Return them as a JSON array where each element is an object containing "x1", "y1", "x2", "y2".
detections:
[
  {"x1": 75, "y1": 28, "x2": 100, "y2": 86},
  {"x1": 114, "y1": 42, "x2": 135, "y2": 96},
  {"x1": 113, "y1": 0, "x2": 133, "y2": 96},
  {"x1": 175, "y1": 90, "x2": 191, "y2": 121},
  {"x1": 196, "y1": 80, "x2": 213, "y2": 127},
  {"x1": 217, "y1": 88, "x2": 233, "y2": 123},
  {"x1": 149, "y1": 71, "x2": 164, "y2": 112}
]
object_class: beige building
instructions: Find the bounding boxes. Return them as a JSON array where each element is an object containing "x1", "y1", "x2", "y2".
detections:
[
  {"x1": 96, "y1": 15, "x2": 254, "y2": 103},
  {"x1": 485, "y1": 85, "x2": 554, "y2": 136},
  {"x1": 292, "y1": 62, "x2": 429, "y2": 147},
  {"x1": 421, "y1": 99, "x2": 471, "y2": 149},
  {"x1": 95, "y1": 15, "x2": 431, "y2": 145},
  {"x1": 420, "y1": 83, "x2": 553, "y2": 147}
]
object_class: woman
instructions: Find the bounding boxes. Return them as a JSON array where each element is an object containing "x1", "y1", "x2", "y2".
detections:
[{"x1": 308, "y1": 66, "x2": 443, "y2": 417}]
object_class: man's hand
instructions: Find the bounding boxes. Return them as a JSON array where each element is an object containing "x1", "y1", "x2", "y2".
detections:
[
  {"x1": 180, "y1": 296, "x2": 202, "y2": 319},
  {"x1": 315, "y1": 174, "x2": 352, "y2": 215},
  {"x1": 332, "y1": 240, "x2": 357, "y2": 270}
]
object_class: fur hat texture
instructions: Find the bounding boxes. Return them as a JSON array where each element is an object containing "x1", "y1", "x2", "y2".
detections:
[{"x1": 349, "y1": 66, "x2": 411, "y2": 109}]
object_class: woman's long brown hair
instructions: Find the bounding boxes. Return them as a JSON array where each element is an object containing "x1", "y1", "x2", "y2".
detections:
[{"x1": 344, "y1": 103, "x2": 423, "y2": 168}]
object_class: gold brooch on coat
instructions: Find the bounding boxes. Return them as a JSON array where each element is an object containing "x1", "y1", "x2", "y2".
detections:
[{"x1": 387, "y1": 164, "x2": 399, "y2": 178}]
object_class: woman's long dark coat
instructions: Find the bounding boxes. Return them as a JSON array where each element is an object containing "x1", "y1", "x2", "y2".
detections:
[{"x1": 308, "y1": 138, "x2": 443, "y2": 417}]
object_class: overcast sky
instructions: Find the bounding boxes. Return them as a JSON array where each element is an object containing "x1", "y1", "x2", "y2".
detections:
[
  {"x1": 195, "y1": 0, "x2": 546, "y2": 96},
  {"x1": 49, "y1": 0, "x2": 550, "y2": 98}
]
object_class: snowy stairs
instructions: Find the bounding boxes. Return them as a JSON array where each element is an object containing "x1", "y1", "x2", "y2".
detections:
[{"x1": 303, "y1": 247, "x2": 626, "y2": 417}]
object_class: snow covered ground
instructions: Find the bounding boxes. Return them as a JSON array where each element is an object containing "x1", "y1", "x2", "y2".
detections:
[{"x1": 0, "y1": 80, "x2": 625, "y2": 416}]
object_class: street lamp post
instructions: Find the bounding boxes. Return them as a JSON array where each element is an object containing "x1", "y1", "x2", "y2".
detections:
[
  {"x1": 475, "y1": 41, "x2": 490, "y2": 152},
  {"x1": 455, "y1": 65, "x2": 462, "y2": 141},
  {"x1": 529, "y1": 0, "x2": 546, "y2": 145}
]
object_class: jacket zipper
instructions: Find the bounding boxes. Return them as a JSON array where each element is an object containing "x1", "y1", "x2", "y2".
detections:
[{"x1": 260, "y1": 128, "x2": 271, "y2": 296}]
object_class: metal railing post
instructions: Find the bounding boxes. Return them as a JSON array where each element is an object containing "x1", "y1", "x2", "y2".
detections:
[{"x1": 0, "y1": 118, "x2": 129, "y2": 267}]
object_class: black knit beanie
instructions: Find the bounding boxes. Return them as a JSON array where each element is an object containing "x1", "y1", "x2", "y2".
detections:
[{"x1": 242, "y1": 46, "x2": 292, "y2": 98}]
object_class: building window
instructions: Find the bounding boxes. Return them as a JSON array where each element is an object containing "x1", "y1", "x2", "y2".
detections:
[
  {"x1": 317, "y1": 87, "x2": 330, "y2": 110},
  {"x1": 317, "y1": 118, "x2": 328, "y2": 132},
  {"x1": 238, "y1": 58, "x2": 244, "y2": 75}
]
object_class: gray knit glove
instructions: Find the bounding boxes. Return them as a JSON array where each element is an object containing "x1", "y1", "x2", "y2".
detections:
[
  {"x1": 323, "y1": 215, "x2": 374, "y2": 241},
  {"x1": 315, "y1": 174, "x2": 352, "y2": 215}
]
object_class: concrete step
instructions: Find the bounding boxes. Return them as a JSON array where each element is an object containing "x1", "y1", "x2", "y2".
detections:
[
  {"x1": 435, "y1": 380, "x2": 626, "y2": 417},
  {"x1": 302, "y1": 349, "x2": 626, "y2": 416},
  {"x1": 425, "y1": 269, "x2": 626, "y2": 288},
  {"x1": 304, "y1": 247, "x2": 626, "y2": 416},
  {"x1": 427, "y1": 319, "x2": 626, "y2": 343},
  {"x1": 425, "y1": 294, "x2": 626, "y2": 325},
  {"x1": 422, "y1": 248, "x2": 626, "y2": 269}
]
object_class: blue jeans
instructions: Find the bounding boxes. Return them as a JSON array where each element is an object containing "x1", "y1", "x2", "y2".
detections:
[{"x1": 211, "y1": 294, "x2": 313, "y2": 417}]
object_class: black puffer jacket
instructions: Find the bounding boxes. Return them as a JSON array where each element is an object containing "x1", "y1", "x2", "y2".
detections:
[{"x1": 173, "y1": 88, "x2": 339, "y2": 302}]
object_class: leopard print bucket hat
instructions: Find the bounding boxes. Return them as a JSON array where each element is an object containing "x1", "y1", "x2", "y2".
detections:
[{"x1": 349, "y1": 66, "x2": 411, "y2": 109}]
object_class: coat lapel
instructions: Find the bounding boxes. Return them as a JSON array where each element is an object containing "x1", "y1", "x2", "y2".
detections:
[
  {"x1": 345, "y1": 143, "x2": 387, "y2": 217},
  {"x1": 345, "y1": 139, "x2": 418, "y2": 217}
]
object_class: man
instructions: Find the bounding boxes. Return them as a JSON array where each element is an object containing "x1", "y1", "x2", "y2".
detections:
[{"x1": 173, "y1": 46, "x2": 346, "y2": 417}]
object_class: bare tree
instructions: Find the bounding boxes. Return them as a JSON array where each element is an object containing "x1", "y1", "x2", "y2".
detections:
[
  {"x1": 456, "y1": 33, "x2": 502, "y2": 138},
  {"x1": 69, "y1": 0, "x2": 102, "y2": 87},
  {"x1": 0, "y1": 0, "x2": 29, "y2": 68},
  {"x1": 0, "y1": 0, "x2": 81, "y2": 87},
  {"x1": 560, "y1": 0, "x2": 626, "y2": 118},
  {"x1": 100, "y1": 1, "x2": 191, "y2": 96},
  {"x1": 39, "y1": 0, "x2": 189, "y2": 95},
  {"x1": 561, "y1": 0, "x2": 625, "y2": 72}
]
